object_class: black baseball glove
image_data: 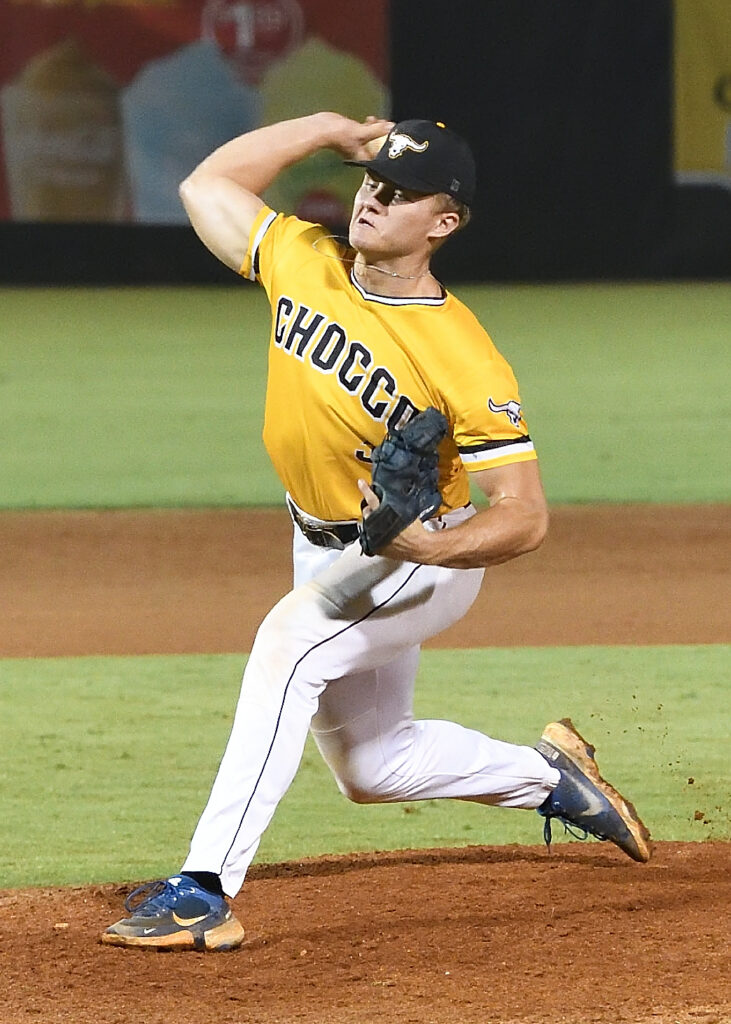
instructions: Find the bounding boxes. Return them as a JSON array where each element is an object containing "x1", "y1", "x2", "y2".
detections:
[{"x1": 358, "y1": 407, "x2": 448, "y2": 557}]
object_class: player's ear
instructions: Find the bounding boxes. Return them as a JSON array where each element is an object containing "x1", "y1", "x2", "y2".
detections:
[{"x1": 429, "y1": 208, "x2": 461, "y2": 242}]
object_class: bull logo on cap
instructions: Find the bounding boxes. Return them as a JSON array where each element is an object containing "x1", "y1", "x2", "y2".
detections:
[{"x1": 387, "y1": 132, "x2": 430, "y2": 159}]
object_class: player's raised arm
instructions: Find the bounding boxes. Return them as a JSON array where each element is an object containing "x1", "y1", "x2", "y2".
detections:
[{"x1": 179, "y1": 112, "x2": 393, "y2": 272}]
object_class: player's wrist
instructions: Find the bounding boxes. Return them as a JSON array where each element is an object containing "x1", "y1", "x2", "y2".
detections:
[
  {"x1": 382, "y1": 522, "x2": 441, "y2": 565},
  {"x1": 308, "y1": 112, "x2": 351, "y2": 151},
  {"x1": 312, "y1": 113, "x2": 394, "y2": 161}
]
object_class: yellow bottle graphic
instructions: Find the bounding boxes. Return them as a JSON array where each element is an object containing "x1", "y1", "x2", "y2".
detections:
[{"x1": 0, "y1": 39, "x2": 126, "y2": 221}]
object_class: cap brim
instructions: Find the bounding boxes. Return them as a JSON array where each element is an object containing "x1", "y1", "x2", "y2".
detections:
[{"x1": 344, "y1": 158, "x2": 441, "y2": 196}]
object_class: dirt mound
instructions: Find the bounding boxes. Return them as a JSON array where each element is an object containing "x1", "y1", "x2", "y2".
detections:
[{"x1": 1, "y1": 841, "x2": 728, "y2": 1024}]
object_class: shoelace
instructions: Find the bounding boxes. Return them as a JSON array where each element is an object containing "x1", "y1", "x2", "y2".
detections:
[
  {"x1": 543, "y1": 816, "x2": 588, "y2": 850},
  {"x1": 124, "y1": 879, "x2": 171, "y2": 914},
  {"x1": 542, "y1": 814, "x2": 612, "y2": 852}
]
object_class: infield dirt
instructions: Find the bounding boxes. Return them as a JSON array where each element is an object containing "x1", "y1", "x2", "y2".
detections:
[
  {"x1": 3, "y1": 503, "x2": 729, "y2": 655},
  {"x1": 1, "y1": 504, "x2": 729, "y2": 1023}
]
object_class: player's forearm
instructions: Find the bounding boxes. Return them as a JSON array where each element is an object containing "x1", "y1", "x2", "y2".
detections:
[
  {"x1": 183, "y1": 113, "x2": 340, "y2": 196},
  {"x1": 388, "y1": 497, "x2": 549, "y2": 569},
  {"x1": 443, "y1": 498, "x2": 548, "y2": 568},
  {"x1": 182, "y1": 112, "x2": 391, "y2": 197}
]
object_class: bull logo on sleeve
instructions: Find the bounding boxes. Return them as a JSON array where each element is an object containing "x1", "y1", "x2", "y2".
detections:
[
  {"x1": 488, "y1": 396, "x2": 523, "y2": 427},
  {"x1": 388, "y1": 133, "x2": 430, "y2": 159}
]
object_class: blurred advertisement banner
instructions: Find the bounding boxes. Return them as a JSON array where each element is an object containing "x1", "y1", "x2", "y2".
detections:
[
  {"x1": 674, "y1": 0, "x2": 731, "y2": 189},
  {"x1": 0, "y1": 0, "x2": 389, "y2": 223}
]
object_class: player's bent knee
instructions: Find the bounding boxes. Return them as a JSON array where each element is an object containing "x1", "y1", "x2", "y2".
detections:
[
  {"x1": 334, "y1": 770, "x2": 399, "y2": 805},
  {"x1": 338, "y1": 780, "x2": 385, "y2": 804}
]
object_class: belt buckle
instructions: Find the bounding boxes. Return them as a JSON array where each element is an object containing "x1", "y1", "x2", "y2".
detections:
[
  {"x1": 289, "y1": 499, "x2": 347, "y2": 550},
  {"x1": 317, "y1": 527, "x2": 346, "y2": 550}
]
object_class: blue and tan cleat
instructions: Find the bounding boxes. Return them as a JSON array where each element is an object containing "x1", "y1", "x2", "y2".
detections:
[
  {"x1": 536, "y1": 718, "x2": 652, "y2": 863},
  {"x1": 101, "y1": 876, "x2": 245, "y2": 951}
]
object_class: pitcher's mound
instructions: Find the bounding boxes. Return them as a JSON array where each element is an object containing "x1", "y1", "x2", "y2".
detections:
[{"x1": 3, "y1": 841, "x2": 729, "y2": 1024}]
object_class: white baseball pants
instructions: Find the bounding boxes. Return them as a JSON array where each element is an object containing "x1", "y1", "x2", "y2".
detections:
[{"x1": 183, "y1": 505, "x2": 559, "y2": 896}]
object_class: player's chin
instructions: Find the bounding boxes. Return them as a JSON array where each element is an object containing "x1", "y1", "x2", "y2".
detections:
[
  {"x1": 350, "y1": 213, "x2": 384, "y2": 241},
  {"x1": 348, "y1": 221, "x2": 373, "y2": 250}
]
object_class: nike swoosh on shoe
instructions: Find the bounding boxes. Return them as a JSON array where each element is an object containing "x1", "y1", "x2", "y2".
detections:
[{"x1": 172, "y1": 912, "x2": 208, "y2": 927}]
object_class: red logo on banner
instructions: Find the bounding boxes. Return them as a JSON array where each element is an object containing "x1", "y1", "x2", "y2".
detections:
[{"x1": 202, "y1": 0, "x2": 304, "y2": 84}]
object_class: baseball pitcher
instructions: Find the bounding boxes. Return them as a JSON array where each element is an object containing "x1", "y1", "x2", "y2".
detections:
[{"x1": 102, "y1": 113, "x2": 650, "y2": 951}]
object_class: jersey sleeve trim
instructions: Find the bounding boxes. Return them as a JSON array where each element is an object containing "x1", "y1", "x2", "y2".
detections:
[
  {"x1": 464, "y1": 448, "x2": 537, "y2": 472},
  {"x1": 458, "y1": 435, "x2": 536, "y2": 468},
  {"x1": 240, "y1": 208, "x2": 277, "y2": 281}
]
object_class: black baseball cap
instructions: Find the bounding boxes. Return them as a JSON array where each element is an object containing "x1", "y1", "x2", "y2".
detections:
[
  {"x1": 344, "y1": 119, "x2": 475, "y2": 205},
  {"x1": 345, "y1": 119, "x2": 476, "y2": 206}
]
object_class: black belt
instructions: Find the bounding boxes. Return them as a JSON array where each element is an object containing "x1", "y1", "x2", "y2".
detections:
[{"x1": 287, "y1": 500, "x2": 359, "y2": 550}]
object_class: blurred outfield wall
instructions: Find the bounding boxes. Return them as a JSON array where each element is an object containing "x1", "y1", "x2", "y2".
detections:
[{"x1": 0, "y1": 0, "x2": 729, "y2": 285}]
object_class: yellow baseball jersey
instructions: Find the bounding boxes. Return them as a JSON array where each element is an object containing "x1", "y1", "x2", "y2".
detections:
[{"x1": 240, "y1": 206, "x2": 536, "y2": 522}]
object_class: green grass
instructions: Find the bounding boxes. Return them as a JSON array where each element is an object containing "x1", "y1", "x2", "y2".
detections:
[
  {"x1": 457, "y1": 282, "x2": 731, "y2": 503},
  {"x1": 1, "y1": 646, "x2": 727, "y2": 889},
  {"x1": 0, "y1": 286, "x2": 278, "y2": 508},
  {"x1": 1, "y1": 282, "x2": 729, "y2": 508}
]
